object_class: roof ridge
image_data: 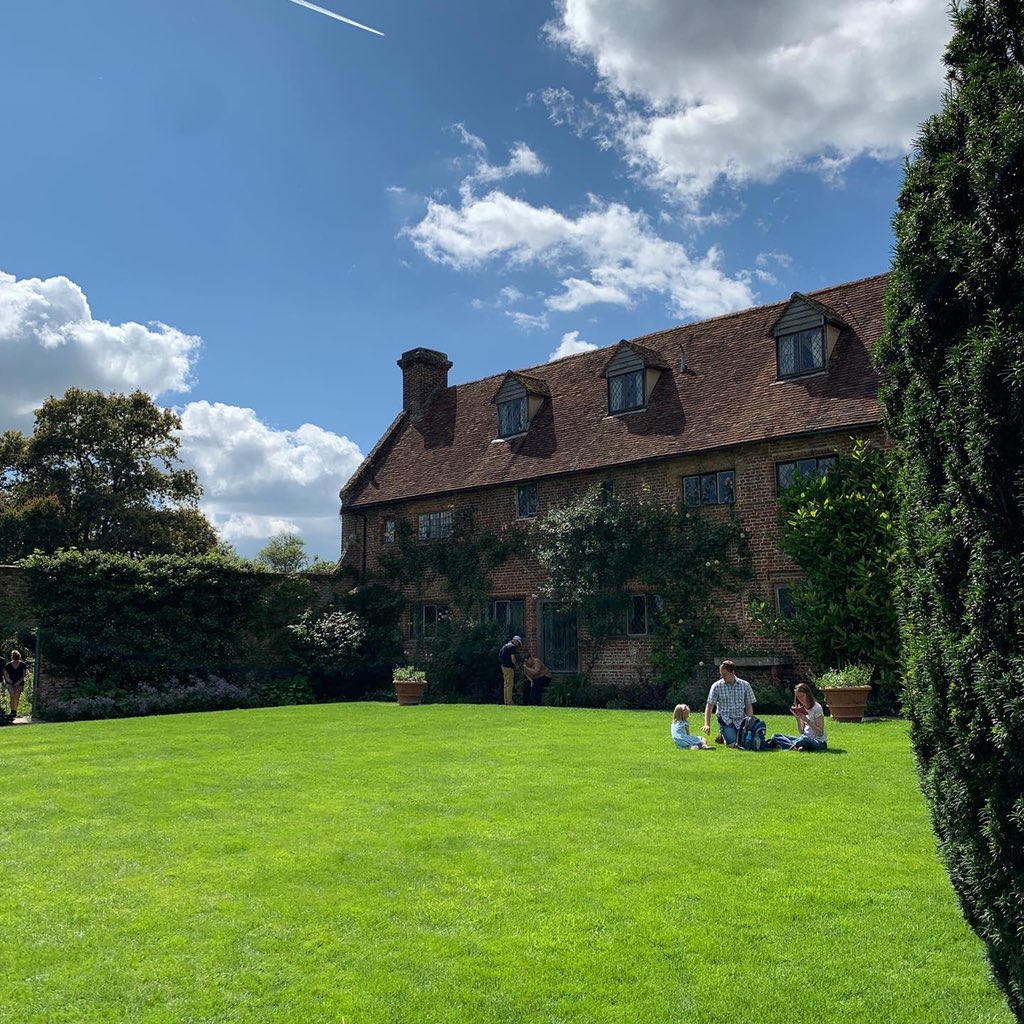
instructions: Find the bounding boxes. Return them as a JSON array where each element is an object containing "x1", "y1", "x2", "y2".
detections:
[{"x1": 446, "y1": 271, "x2": 890, "y2": 388}]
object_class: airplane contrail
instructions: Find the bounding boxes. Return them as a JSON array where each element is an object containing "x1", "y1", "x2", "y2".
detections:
[{"x1": 283, "y1": 0, "x2": 384, "y2": 36}]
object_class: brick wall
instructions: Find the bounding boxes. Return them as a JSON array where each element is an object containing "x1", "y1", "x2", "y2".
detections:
[{"x1": 345, "y1": 425, "x2": 887, "y2": 685}]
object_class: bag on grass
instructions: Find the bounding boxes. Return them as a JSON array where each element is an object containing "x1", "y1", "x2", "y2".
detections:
[{"x1": 739, "y1": 716, "x2": 767, "y2": 751}]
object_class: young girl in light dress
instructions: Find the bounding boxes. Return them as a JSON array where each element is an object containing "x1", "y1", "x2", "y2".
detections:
[{"x1": 671, "y1": 704, "x2": 712, "y2": 749}]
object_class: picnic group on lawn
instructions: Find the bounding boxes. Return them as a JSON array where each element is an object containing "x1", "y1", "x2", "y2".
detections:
[{"x1": 498, "y1": 638, "x2": 827, "y2": 753}]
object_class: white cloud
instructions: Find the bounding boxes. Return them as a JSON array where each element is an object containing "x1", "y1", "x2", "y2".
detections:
[
  {"x1": 451, "y1": 124, "x2": 547, "y2": 192},
  {"x1": 177, "y1": 402, "x2": 364, "y2": 558},
  {"x1": 506, "y1": 310, "x2": 550, "y2": 332},
  {"x1": 0, "y1": 269, "x2": 363, "y2": 559},
  {"x1": 549, "y1": 330, "x2": 598, "y2": 361},
  {"x1": 546, "y1": 0, "x2": 949, "y2": 203},
  {"x1": 0, "y1": 270, "x2": 199, "y2": 431},
  {"x1": 406, "y1": 188, "x2": 754, "y2": 320}
]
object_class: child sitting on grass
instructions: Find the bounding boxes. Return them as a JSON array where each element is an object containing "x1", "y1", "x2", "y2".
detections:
[{"x1": 671, "y1": 704, "x2": 712, "y2": 749}]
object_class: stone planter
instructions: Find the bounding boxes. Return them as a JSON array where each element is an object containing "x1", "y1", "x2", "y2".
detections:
[
  {"x1": 393, "y1": 679, "x2": 427, "y2": 706},
  {"x1": 822, "y1": 685, "x2": 871, "y2": 723}
]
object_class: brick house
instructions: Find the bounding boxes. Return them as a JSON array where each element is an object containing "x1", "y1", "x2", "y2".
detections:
[{"x1": 340, "y1": 273, "x2": 888, "y2": 687}]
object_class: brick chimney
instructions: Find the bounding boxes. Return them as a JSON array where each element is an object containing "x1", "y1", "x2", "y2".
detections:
[{"x1": 398, "y1": 347, "x2": 452, "y2": 421}]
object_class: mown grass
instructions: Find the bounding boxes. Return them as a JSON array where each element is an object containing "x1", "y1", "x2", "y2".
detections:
[{"x1": 0, "y1": 704, "x2": 1011, "y2": 1024}]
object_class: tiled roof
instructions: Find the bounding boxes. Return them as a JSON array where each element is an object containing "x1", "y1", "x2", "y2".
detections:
[{"x1": 343, "y1": 273, "x2": 887, "y2": 509}]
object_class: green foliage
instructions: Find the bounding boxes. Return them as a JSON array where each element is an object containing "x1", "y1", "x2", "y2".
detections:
[
  {"x1": 876, "y1": 2, "x2": 1024, "y2": 1013},
  {"x1": 0, "y1": 389, "x2": 218, "y2": 560},
  {"x1": 23, "y1": 549, "x2": 312, "y2": 711},
  {"x1": 392, "y1": 665, "x2": 426, "y2": 682},
  {"x1": 420, "y1": 618, "x2": 506, "y2": 703},
  {"x1": 816, "y1": 664, "x2": 874, "y2": 689},
  {"x1": 257, "y1": 532, "x2": 309, "y2": 573},
  {"x1": 378, "y1": 509, "x2": 528, "y2": 617},
  {"x1": 535, "y1": 486, "x2": 751, "y2": 688},
  {"x1": 773, "y1": 440, "x2": 901, "y2": 712},
  {"x1": 287, "y1": 582, "x2": 403, "y2": 702}
]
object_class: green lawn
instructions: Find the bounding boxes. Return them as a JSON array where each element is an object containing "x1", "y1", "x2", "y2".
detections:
[{"x1": 0, "y1": 704, "x2": 1011, "y2": 1024}]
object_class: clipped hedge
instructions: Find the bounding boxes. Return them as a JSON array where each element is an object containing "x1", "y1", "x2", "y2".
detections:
[{"x1": 23, "y1": 550, "x2": 315, "y2": 716}]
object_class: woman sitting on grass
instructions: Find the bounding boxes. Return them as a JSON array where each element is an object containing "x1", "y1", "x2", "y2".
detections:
[
  {"x1": 671, "y1": 704, "x2": 712, "y2": 750},
  {"x1": 769, "y1": 683, "x2": 827, "y2": 752}
]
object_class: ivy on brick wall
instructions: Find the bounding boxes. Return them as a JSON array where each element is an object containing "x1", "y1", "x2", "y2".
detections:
[
  {"x1": 535, "y1": 486, "x2": 751, "y2": 691},
  {"x1": 376, "y1": 508, "x2": 529, "y2": 616}
]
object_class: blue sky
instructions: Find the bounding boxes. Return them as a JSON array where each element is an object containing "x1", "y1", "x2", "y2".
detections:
[{"x1": 0, "y1": 0, "x2": 951, "y2": 558}]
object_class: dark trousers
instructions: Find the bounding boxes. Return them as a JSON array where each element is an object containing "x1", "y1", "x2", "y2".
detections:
[{"x1": 525, "y1": 675, "x2": 551, "y2": 706}]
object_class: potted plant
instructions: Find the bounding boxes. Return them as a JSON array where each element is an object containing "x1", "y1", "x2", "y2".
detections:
[
  {"x1": 392, "y1": 665, "x2": 428, "y2": 706},
  {"x1": 817, "y1": 664, "x2": 873, "y2": 723}
]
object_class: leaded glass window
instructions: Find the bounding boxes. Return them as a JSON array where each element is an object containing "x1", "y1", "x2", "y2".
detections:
[
  {"x1": 411, "y1": 603, "x2": 449, "y2": 638},
  {"x1": 682, "y1": 470, "x2": 736, "y2": 507},
  {"x1": 608, "y1": 370, "x2": 645, "y2": 414},
  {"x1": 776, "y1": 456, "x2": 835, "y2": 493},
  {"x1": 777, "y1": 326, "x2": 826, "y2": 379},
  {"x1": 490, "y1": 599, "x2": 526, "y2": 635},
  {"x1": 498, "y1": 397, "x2": 528, "y2": 437},
  {"x1": 516, "y1": 483, "x2": 538, "y2": 518},
  {"x1": 418, "y1": 510, "x2": 454, "y2": 540}
]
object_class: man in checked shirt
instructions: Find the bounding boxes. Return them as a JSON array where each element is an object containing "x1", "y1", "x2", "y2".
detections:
[{"x1": 702, "y1": 660, "x2": 756, "y2": 748}]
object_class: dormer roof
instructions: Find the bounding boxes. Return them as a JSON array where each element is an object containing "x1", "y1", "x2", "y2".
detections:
[
  {"x1": 491, "y1": 371, "x2": 552, "y2": 403},
  {"x1": 603, "y1": 340, "x2": 671, "y2": 375},
  {"x1": 768, "y1": 292, "x2": 851, "y2": 336}
]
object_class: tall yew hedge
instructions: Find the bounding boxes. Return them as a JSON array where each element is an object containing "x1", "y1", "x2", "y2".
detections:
[{"x1": 877, "y1": 1, "x2": 1024, "y2": 1014}]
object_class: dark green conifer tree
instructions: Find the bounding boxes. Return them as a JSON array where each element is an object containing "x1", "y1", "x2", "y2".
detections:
[{"x1": 877, "y1": 2, "x2": 1024, "y2": 1014}]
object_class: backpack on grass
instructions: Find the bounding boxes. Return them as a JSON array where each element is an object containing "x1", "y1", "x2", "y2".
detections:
[{"x1": 739, "y1": 716, "x2": 767, "y2": 751}]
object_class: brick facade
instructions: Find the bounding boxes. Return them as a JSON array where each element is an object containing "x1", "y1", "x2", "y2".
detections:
[
  {"x1": 341, "y1": 274, "x2": 890, "y2": 689},
  {"x1": 341, "y1": 425, "x2": 886, "y2": 684}
]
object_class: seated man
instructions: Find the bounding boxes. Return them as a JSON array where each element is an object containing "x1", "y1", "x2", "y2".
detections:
[
  {"x1": 521, "y1": 652, "x2": 552, "y2": 706},
  {"x1": 702, "y1": 660, "x2": 756, "y2": 748}
]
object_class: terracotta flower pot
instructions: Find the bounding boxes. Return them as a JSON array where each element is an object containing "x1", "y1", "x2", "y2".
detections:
[
  {"x1": 822, "y1": 685, "x2": 871, "y2": 723},
  {"x1": 393, "y1": 679, "x2": 427, "y2": 706}
]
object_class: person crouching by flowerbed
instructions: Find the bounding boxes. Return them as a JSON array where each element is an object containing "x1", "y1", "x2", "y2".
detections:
[{"x1": 769, "y1": 683, "x2": 828, "y2": 752}]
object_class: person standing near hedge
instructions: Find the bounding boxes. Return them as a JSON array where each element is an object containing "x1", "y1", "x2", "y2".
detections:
[
  {"x1": 498, "y1": 635, "x2": 524, "y2": 705},
  {"x1": 3, "y1": 650, "x2": 28, "y2": 723},
  {"x1": 702, "y1": 659, "x2": 756, "y2": 748}
]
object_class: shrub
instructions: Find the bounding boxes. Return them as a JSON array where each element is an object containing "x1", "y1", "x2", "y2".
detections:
[
  {"x1": 876, "y1": 1, "x2": 1024, "y2": 1012},
  {"x1": 816, "y1": 665, "x2": 873, "y2": 690},
  {"x1": 421, "y1": 618, "x2": 506, "y2": 704},
  {"x1": 774, "y1": 440, "x2": 901, "y2": 714},
  {"x1": 38, "y1": 673, "x2": 317, "y2": 723}
]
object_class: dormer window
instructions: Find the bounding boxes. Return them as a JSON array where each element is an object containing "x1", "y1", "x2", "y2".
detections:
[
  {"x1": 492, "y1": 371, "x2": 551, "y2": 439},
  {"x1": 777, "y1": 326, "x2": 825, "y2": 378},
  {"x1": 608, "y1": 369, "x2": 645, "y2": 414},
  {"x1": 498, "y1": 397, "x2": 528, "y2": 437},
  {"x1": 770, "y1": 292, "x2": 849, "y2": 382},
  {"x1": 603, "y1": 341, "x2": 669, "y2": 416}
]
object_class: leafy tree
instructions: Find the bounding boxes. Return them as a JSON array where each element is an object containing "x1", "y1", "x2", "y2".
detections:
[
  {"x1": 257, "y1": 532, "x2": 309, "y2": 573},
  {"x1": 771, "y1": 441, "x2": 901, "y2": 713},
  {"x1": 876, "y1": 2, "x2": 1024, "y2": 1013},
  {"x1": 0, "y1": 389, "x2": 217, "y2": 560}
]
